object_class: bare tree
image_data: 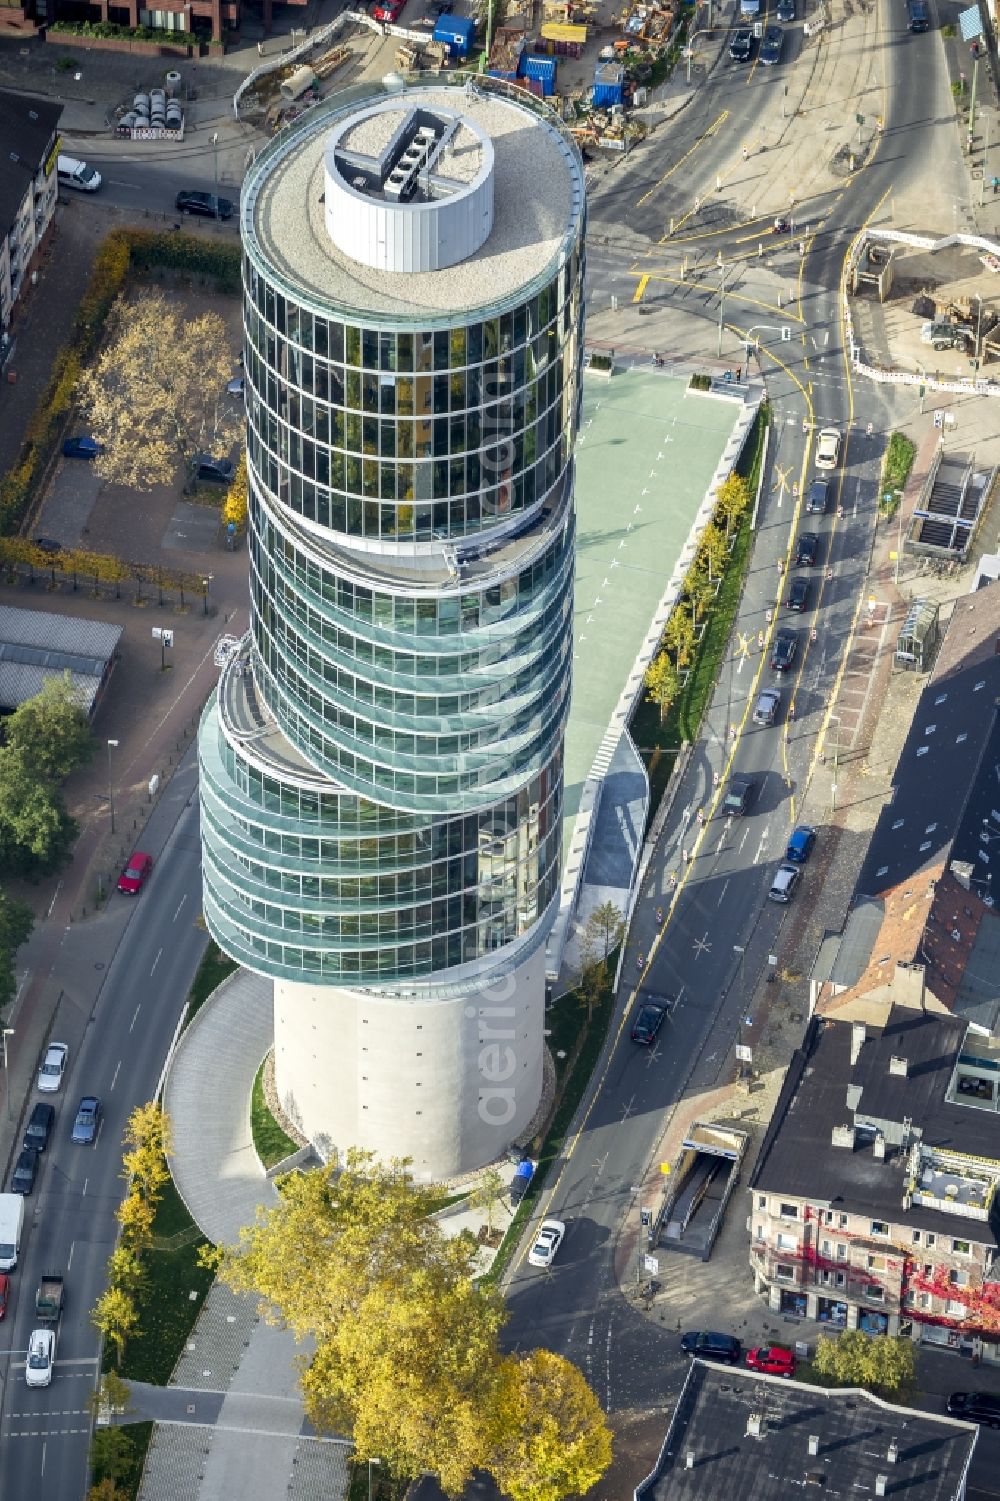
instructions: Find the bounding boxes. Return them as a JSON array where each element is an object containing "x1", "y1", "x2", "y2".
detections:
[{"x1": 581, "y1": 900, "x2": 625, "y2": 966}]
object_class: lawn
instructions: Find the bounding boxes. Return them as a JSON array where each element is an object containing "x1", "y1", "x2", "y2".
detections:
[
  {"x1": 251, "y1": 1058, "x2": 300, "y2": 1170},
  {"x1": 629, "y1": 406, "x2": 768, "y2": 820},
  {"x1": 106, "y1": 1174, "x2": 215, "y2": 1387},
  {"x1": 879, "y1": 431, "x2": 917, "y2": 516},
  {"x1": 183, "y1": 940, "x2": 237, "y2": 1031}
]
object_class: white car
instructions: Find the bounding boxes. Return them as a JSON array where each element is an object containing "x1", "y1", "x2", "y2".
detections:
[
  {"x1": 36, "y1": 1043, "x2": 68, "y2": 1094},
  {"x1": 815, "y1": 428, "x2": 840, "y2": 470},
  {"x1": 528, "y1": 1218, "x2": 566, "y2": 1268},
  {"x1": 25, "y1": 1328, "x2": 55, "y2": 1387}
]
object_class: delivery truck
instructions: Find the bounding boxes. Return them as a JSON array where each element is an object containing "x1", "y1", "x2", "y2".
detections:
[
  {"x1": 35, "y1": 1274, "x2": 64, "y2": 1324},
  {"x1": 0, "y1": 1193, "x2": 24, "y2": 1271}
]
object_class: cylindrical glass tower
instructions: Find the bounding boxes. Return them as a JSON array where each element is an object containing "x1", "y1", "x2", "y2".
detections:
[{"x1": 198, "y1": 76, "x2": 585, "y2": 1179}]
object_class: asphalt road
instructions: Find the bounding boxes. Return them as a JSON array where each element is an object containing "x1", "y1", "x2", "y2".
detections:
[{"x1": 0, "y1": 754, "x2": 209, "y2": 1500}]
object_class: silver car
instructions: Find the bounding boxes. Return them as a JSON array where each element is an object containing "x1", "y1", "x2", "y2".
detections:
[{"x1": 753, "y1": 688, "x2": 781, "y2": 726}]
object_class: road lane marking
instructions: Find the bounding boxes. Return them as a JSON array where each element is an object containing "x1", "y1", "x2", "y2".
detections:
[
  {"x1": 717, "y1": 879, "x2": 729, "y2": 906},
  {"x1": 738, "y1": 825, "x2": 751, "y2": 853},
  {"x1": 753, "y1": 833, "x2": 768, "y2": 865},
  {"x1": 173, "y1": 895, "x2": 187, "y2": 922},
  {"x1": 82, "y1": 1177, "x2": 88, "y2": 1196},
  {"x1": 633, "y1": 274, "x2": 649, "y2": 303},
  {"x1": 67, "y1": 1240, "x2": 75, "y2": 1272},
  {"x1": 637, "y1": 108, "x2": 728, "y2": 209},
  {"x1": 692, "y1": 933, "x2": 711, "y2": 957},
  {"x1": 110, "y1": 1060, "x2": 121, "y2": 1091},
  {"x1": 47, "y1": 881, "x2": 63, "y2": 919},
  {"x1": 150, "y1": 947, "x2": 163, "y2": 976},
  {"x1": 129, "y1": 1004, "x2": 141, "y2": 1033}
]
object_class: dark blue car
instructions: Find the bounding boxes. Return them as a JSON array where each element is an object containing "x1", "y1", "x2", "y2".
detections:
[
  {"x1": 63, "y1": 435, "x2": 102, "y2": 460},
  {"x1": 786, "y1": 825, "x2": 816, "y2": 864},
  {"x1": 71, "y1": 1096, "x2": 102, "y2": 1144}
]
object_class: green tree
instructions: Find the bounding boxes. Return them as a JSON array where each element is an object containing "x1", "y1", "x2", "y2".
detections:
[
  {"x1": 5, "y1": 674, "x2": 94, "y2": 781},
  {"x1": 812, "y1": 1331, "x2": 915, "y2": 1396},
  {"x1": 89, "y1": 1426, "x2": 135, "y2": 1486},
  {"x1": 580, "y1": 900, "x2": 624, "y2": 965},
  {"x1": 664, "y1": 608, "x2": 696, "y2": 668},
  {"x1": 0, "y1": 746, "x2": 76, "y2": 877},
  {"x1": 0, "y1": 891, "x2": 32, "y2": 1010},
  {"x1": 488, "y1": 1349, "x2": 613, "y2": 1501},
  {"x1": 92, "y1": 1285, "x2": 139, "y2": 1368},
  {"x1": 714, "y1": 472, "x2": 751, "y2": 537},
  {"x1": 645, "y1": 652, "x2": 681, "y2": 724},
  {"x1": 470, "y1": 1166, "x2": 509, "y2": 1237},
  {"x1": 578, "y1": 958, "x2": 609, "y2": 1025}
]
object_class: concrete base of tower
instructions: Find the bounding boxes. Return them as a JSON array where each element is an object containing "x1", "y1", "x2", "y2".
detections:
[{"x1": 272, "y1": 942, "x2": 548, "y2": 1182}]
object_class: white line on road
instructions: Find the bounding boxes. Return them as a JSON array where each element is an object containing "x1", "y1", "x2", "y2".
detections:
[
  {"x1": 718, "y1": 879, "x2": 729, "y2": 906},
  {"x1": 754, "y1": 832, "x2": 768, "y2": 865},
  {"x1": 40, "y1": 1439, "x2": 45, "y2": 1479},
  {"x1": 110, "y1": 1060, "x2": 121, "y2": 1092},
  {"x1": 150, "y1": 947, "x2": 163, "y2": 976},
  {"x1": 129, "y1": 1004, "x2": 141, "y2": 1033},
  {"x1": 67, "y1": 1240, "x2": 75, "y2": 1273},
  {"x1": 82, "y1": 1178, "x2": 88, "y2": 1197},
  {"x1": 46, "y1": 881, "x2": 63, "y2": 920},
  {"x1": 739, "y1": 825, "x2": 751, "y2": 853},
  {"x1": 172, "y1": 895, "x2": 187, "y2": 923}
]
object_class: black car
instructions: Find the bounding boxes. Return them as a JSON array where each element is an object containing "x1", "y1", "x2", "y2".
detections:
[
  {"x1": 193, "y1": 454, "x2": 235, "y2": 484},
  {"x1": 631, "y1": 1002, "x2": 667, "y2": 1045},
  {"x1": 175, "y1": 190, "x2": 234, "y2": 220},
  {"x1": 680, "y1": 1331, "x2": 743, "y2": 1364},
  {"x1": 11, "y1": 1147, "x2": 39, "y2": 1195},
  {"x1": 24, "y1": 1101, "x2": 55, "y2": 1153},
  {"x1": 729, "y1": 27, "x2": 753, "y2": 59},
  {"x1": 760, "y1": 24, "x2": 783, "y2": 62},
  {"x1": 947, "y1": 1391, "x2": 1000, "y2": 1428},
  {"x1": 786, "y1": 576, "x2": 810, "y2": 612},
  {"x1": 771, "y1": 629, "x2": 798, "y2": 672},
  {"x1": 776, "y1": 0, "x2": 794, "y2": 18},
  {"x1": 805, "y1": 479, "x2": 828, "y2": 514},
  {"x1": 722, "y1": 774, "x2": 754, "y2": 816},
  {"x1": 795, "y1": 531, "x2": 819, "y2": 567},
  {"x1": 33, "y1": 536, "x2": 62, "y2": 554}
]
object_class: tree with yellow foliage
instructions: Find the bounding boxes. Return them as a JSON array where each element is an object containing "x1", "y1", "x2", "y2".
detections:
[{"x1": 488, "y1": 1349, "x2": 613, "y2": 1501}]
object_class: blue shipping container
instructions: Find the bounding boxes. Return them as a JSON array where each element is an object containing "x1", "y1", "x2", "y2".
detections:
[
  {"x1": 592, "y1": 64, "x2": 624, "y2": 107},
  {"x1": 487, "y1": 67, "x2": 518, "y2": 81},
  {"x1": 519, "y1": 53, "x2": 557, "y2": 95},
  {"x1": 434, "y1": 13, "x2": 476, "y2": 54}
]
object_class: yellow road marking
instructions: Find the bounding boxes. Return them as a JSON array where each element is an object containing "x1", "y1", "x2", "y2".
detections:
[
  {"x1": 634, "y1": 274, "x2": 650, "y2": 303},
  {"x1": 636, "y1": 109, "x2": 729, "y2": 210}
]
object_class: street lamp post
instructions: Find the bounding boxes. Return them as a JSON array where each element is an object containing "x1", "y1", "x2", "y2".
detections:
[
  {"x1": 368, "y1": 1458, "x2": 381, "y2": 1501},
  {"x1": 202, "y1": 574, "x2": 213, "y2": 616},
  {"x1": 212, "y1": 133, "x2": 220, "y2": 221},
  {"x1": 107, "y1": 738, "x2": 119, "y2": 834},
  {"x1": 974, "y1": 293, "x2": 984, "y2": 367},
  {"x1": 3, "y1": 1028, "x2": 14, "y2": 1123},
  {"x1": 717, "y1": 260, "x2": 728, "y2": 358},
  {"x1": 828, "y1": 714, "x2": 841, "y2": 811}
]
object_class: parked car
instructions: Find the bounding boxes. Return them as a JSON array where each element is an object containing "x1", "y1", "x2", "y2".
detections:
[
  {"x1": 729, "y1": 26, "x2": 753, "y2": 59},
  {"x1": 947, "y1": 1391, "x2": 1000, "y2": 1427},
  {"x1": 805, "y1": 479, "x2": 828, "y2": 514},
  {"x1": 528, "y1": 1219, "x2": 565, "y2": 1268},
  {"x1": 193, "y1": 454, "x2": 235, "y2": 485},
  {"x1": 37, "y1": 1043, "x2": 68, "y2": 1094},
  {"x1": 175, "y1": 190, "x2": 233, "y2": 220},
  {"x1": 0, "y1": 1273, "x2": 9, "y2": 1320},
  {"x1": 786, "y1": 576, "x2": 810, "y2": 612},
  {"x1": 680, "y1": 1330, "x2": 743, "y2": 1364},
  {"x1": 776, "y1": 0, "x2": 794, "y2": 19},
  {"x1": 33, "y1": 537, "x2": 62, "y2": 555},
  {"x1": 25, "y1": 1327, "x2": 55, "y2": 1388},
  {"x1": 746, "y1": 1345, "x2": 796, "y2": 1377},
  {"x1": 771, "y1": 629, "x2": 798, "y2": 672},
  {"x1": 768, "y1": 863, "x2": 801, "y2": 903},
  {"x1": 62, "y1": 435, "x2": 102, "y2": 460},
  {"x1": 57, "y1": 154, "x2": 102, "y2": 192},
  {"x1": 631, "y1": 1002, "x2": 667, "y2": 1045},
  {"x1": 117, "y1": 851, "x2": 153, "y2": 895},
  {"x1": 753, "y1": 688, "x2": 781, "y2": 726},
  {"x1": 815, "y1": 427, "x2": 841, "y2": 470},
  {"x1": 760, "y1": 24, "x2": 783, "y2": 62},
  {"x1": 226, "y1": 376, "x2": 245, "y2": 398},
  {"x1": 11, "y1": 1148, "x2": 39, "y2": 1195},
  {"x1": 786, "y1": 825, "x2": 816, "y2": 863},
  {"x1": 71, "y1": 1097, "x2": 102, "y2": 1146},
  {"x1": 24, "y1": 1102, "x2": 55, "y2": 1154},
  {"x1": 722, "y1": 774, "x2": 755, "y2": 816},
  {"x1": 373, "y1": 0, "x2": 405, "y2": 17},
  {"x1": 795, "y1": 532, "x2": 819, "y2": 567}
]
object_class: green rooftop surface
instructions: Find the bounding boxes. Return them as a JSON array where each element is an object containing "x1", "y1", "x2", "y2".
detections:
[{"x1": 564, "y1": 369, "x2": 738, "y2": 856}]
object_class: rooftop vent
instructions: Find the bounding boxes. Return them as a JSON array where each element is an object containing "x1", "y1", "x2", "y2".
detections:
[
  {"x1": 874, "y1": 1132, "x2": 886, "y2": 1160},
  {"x1": 746, "y1": 1413, "x2": 764, "y2": 1438},
  {"x1": 889, "y1": 1055, "x2": 909, "y2": 1078},
  {"x1": 808, "y1": 1434, "x2": 820, "y2": 1457},
  {"x1": 876, "y1": 1476, "x2": 889, "y2": 1498},
  {"x1": 887, "y1": 1439, "x2": 899, "y2": 1465},
  {"x1": 832, "y1": 1125, "x2": 856, "y2": 1149}
]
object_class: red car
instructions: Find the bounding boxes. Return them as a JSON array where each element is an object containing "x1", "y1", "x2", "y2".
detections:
[
  {"x1": 117, "y1": 850, "x2": 153, "y2": 895},
  {"x1": 0, "y1": 1273, "x2": 8, "y2": 1320},
  {"x1": 746, "y1": 1345, "x2": 796, "y2": 1377},
  {"x1": 372, "y1": 0, "x2": 405, "y2": 18}
]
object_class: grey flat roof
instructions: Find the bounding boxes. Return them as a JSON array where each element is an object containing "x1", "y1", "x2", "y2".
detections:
[
  {"x1": 828, "y1": 896, "x2": 884, "y2": 989},
  {"x1": 953, "y1": 910, "x2": 1000, "y2": 1034},
  {"x1": 857, "y1": 589, "x2": 1000, "y2": 899},
  {"x1": 249, "y1": 82, "x2": 584, "y2": 320},
  {"x1": 0, "y1": 603, "x2": 122, "y2": 715},
  {"x1": 751, "y1": 1007, "x2": 1000, "y2": 1239},
  {"x1": 637, "y1": 1362, "x2": 976, "y2": 1501}
]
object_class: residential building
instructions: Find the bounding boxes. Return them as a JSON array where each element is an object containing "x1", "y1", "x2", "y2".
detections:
[
  {"x1": 750, "y1": 1005, "x2": 1000, "y2": 1352},
  {"x1": 636, "y1": 1359, "x2": 977, "y2": 1501},
  {"x1": 198, "y1": 79, "x2": 585, "y2": 1179},
  {"x1": 0, "y1": 90, "x2": 61, "y2": 345}
]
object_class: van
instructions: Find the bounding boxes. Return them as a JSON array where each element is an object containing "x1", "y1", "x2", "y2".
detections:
[
  {"x1": 0, "y1": 1192, "x2": 25, "y2": 1270},
  {"x1": 57, "y1": 155, "x2": 102, "y2": 192},
  {"x1": 907, "y1": 0, "x2": 929, "y2": 30}
]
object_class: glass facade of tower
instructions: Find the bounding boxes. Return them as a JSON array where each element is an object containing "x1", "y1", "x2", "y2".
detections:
[{"x1": 199, "y1": 78, "x2": 584, "y2": 993}]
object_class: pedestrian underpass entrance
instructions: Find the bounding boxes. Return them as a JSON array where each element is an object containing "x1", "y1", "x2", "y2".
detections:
[{"x1": 654, "y1": 1120, "x2": 749, "y2": 1262}]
